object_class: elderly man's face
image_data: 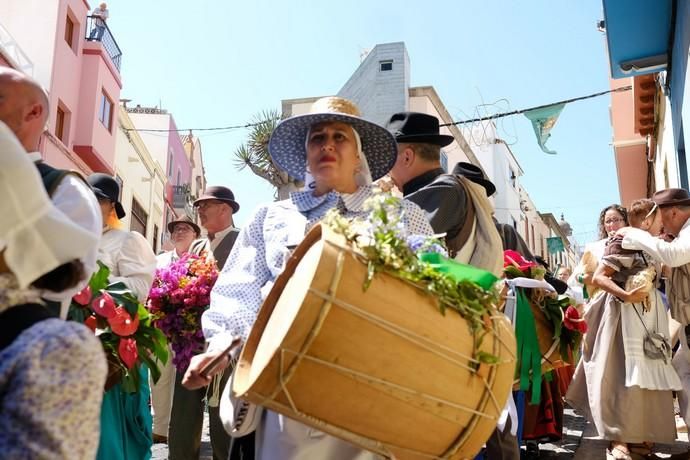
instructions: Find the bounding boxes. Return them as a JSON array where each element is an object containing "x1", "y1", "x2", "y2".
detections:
[
  {"x1": 196, "y1": 200, "x2": 231, "y2": 234},
  {"x1": 659, "y1": 206, "x2": 689, "y2": 237},
  {"x1": 170, "y1": 223, "x2": 196, "y2": 249}
]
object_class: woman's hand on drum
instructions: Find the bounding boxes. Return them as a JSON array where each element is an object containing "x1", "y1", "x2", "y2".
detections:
[
  {"x1": 182, "y1": 350, "x2": 230, "y2": 390},
  {"x1": 623, "y1": 285, "x2": 648, "y2": 304}
]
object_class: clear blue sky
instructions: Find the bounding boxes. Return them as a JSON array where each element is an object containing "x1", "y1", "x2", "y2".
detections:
[{"x1": 112, "y1": 0, "x2": 618, "y2": 245}]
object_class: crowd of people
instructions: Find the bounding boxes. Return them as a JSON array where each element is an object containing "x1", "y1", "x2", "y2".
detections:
[{"x1": 4, "y1": 63, "x2": 690, "y2": 460}]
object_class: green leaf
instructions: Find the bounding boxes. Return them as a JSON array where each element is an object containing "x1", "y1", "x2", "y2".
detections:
[
  {"x1": 140, "y1": 352, "x2": 161, "y2": 384},
  {"x1": 89, "y1": 262, "x2": 111, "y2": 292}
]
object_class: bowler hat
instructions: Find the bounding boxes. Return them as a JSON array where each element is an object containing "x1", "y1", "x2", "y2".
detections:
[
  {"x1": 386, "y1": 112, "x2": 454, "y2": 147},
  {"x1": 268, "y1": 97, "x2": 398, "y2": 182},
  {"x1": 87, "y1": 173, "x2": 126, "y2": 219},
  {"x1": 167, "y1": 216, "x2": 200, "y2": 236},
  {"x1": 193, "y1": 186, "x2": 240, "y2": 213},
  {"x1": 653, "y1": 188, "x2": 690, "y2": 207},
  {"x1": 452, "y1": 162, "x2": 496, "y2": 197}
]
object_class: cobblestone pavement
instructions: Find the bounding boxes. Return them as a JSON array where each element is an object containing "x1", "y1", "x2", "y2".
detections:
[
  {"x1": 150, "y1": 407, "x2": 690, "y2": 459},
  {"x1": 151, "y1": 411, "x2": 212, "y2": 460}
]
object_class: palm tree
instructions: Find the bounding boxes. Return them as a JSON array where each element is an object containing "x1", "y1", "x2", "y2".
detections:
[{"x1": 233, "y1": 109, "x2": 303, "y2": 200}]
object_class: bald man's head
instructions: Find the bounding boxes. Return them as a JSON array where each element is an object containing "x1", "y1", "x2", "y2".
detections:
[{"x1": 0, "y1": 68, "x2": 49, "y2": 151}]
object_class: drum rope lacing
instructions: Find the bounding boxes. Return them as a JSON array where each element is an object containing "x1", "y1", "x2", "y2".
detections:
[{"x1": 252, "y1": 240, "x2": 514, "y2": 459}]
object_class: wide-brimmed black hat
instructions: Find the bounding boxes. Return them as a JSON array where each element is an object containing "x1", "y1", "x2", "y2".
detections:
[
  {"x1": 193, "y1": 186, "x2": 240, "y2": 213},
  {"x1": 653, "y1": 188, "x2": 690, "y2": 208},
  {"x1": 452, "y1": 162, "x2": 496, "y2": 197},
  {"x1": 167, "y1": 216, "x2": 200, "y2": 236},
  {"x1": 386, "y1": 112, "x2": 454, "y2": 147},
  {"x1": 87, "y1": 173, "x2": 126, "y2": 219}
]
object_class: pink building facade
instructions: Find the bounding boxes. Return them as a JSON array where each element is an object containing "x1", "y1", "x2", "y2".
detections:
[
  {"x1": 0, "y1": 0, "x2": 122, "y2": 174},
  {"x1": 126, "y1": 106, "x2": 194, "y2": 245}
]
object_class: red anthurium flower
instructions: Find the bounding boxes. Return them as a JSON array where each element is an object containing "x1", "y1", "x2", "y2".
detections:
[
  {"x1": 73, "y1": 286, "x2": 93, "y2": 305},
  {"x1": 503, "y1": 250, "x2": 537, "y2": 271},
  {"x1": 84, "y1": 315, "x2": 98, "y2": 332},
  {"x1": 118, "y1": 338, "x2": 138, "y2": 369},
  {"x1": 108, "y1": 307, "x2": 140, "y2": 336},
  {"x1": 563, "y1": 306, "x2": 587, "y2": 333},
  {"x1": 91, "y1": 292, "x2": 117, "y2": 319}
]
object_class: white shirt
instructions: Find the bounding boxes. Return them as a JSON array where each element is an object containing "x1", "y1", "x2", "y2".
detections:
[
  {"x1": 92, "y1": 7, "x2": 109, "y2": 26},
  {"x1": 622, "y1": 219, "x2": 690, "y2": 267},
  {"x1": 28, "y1": 152, "x2": 101, "y2": 316},
  {"x1": 210, "y1": 225, "x2": 236, "y2": 252},
  {"x1": 98, "y1": 228, "x2": 157, "y2": 302},
  {"x1": 156, "y1": 248, "x2": 187, "y2": 269}
]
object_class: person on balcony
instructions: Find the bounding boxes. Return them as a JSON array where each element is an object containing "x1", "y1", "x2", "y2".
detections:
[{"x1": 89, "y1": 2, "x2": 109, "y2": 41}]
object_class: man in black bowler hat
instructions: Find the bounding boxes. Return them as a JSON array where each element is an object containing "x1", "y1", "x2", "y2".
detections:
[
  {"x1": 387, "y1": 111, "x2": 518, "y2": 460},
  {"x1": 386, "y1": 112, "x2": 503, "y2": 274},
  {"x1": 168, "y1": 185, "x2": 247, "y2": 460}
]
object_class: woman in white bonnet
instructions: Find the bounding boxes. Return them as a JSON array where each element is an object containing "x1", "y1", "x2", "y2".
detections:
[
  {"x1": 183, "y1": 97, "x2": 434, "y2": 459},
  {"x1": 0, "y1": 121, "x2": 107, "y2": 459}
]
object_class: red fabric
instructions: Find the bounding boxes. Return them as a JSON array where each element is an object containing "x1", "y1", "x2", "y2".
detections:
[{"x1": 522, "y1": 373, "x2": 564, "y2": 442}]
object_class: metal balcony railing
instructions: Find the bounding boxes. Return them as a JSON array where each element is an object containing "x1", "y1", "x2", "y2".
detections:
[{"x1": 85, "y1": 15, "x2": 122, "y2": 72}]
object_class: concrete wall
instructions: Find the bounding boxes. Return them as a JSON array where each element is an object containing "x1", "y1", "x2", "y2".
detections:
[{"x1": 338, "y1": 42, "x2": 410, "y2": 126}]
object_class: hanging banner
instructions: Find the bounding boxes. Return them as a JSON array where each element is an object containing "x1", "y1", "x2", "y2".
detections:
[
  {"x1": 523, "y1": 103, "x2": 565, "y2": 155},
  {"x1": 547, "y1": 236, "x2": 565, "y2": 254}
]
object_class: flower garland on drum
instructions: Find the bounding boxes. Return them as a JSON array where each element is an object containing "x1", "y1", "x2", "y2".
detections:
[
  {"x1": 324, "y1": 193, "x2": 501, "y2": 366},
  {"x1": 147, "y1": 252, "x2": 219, "y2": 371},
  {"x1": 69, "y1": 262, "x2": 169, "y2": 393}
]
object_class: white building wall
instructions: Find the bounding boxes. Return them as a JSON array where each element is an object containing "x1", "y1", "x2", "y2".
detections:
[
  {"x1": 115, "y1": 108, "x2": 166, "y2": 251},
  {"x1": 0, "y1": 0, "x2": 59, "y2": 87},
  {"x1": 655, "y1": 91, "x2": 680, "y2": 189},
  {"x1": 127, "y1": 112, "x2": 172, "y2": 173}
]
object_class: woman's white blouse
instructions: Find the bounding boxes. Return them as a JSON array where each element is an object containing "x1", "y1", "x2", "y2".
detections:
[
  {"x1": 202, "y1": 186, "x2": 434, "y2": 351},
  {"x1": 98, "y1": 228, "x2": 157, "y2": 302}
]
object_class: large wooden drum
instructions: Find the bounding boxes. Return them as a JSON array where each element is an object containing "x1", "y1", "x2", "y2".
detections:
[{"x1": 233, "y1": 224, "x2": 517, "y2": 459}]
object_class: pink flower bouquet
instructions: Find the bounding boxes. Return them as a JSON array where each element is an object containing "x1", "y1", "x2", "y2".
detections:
[{"x1": 147, "y1": 252, "x2": 218, "y2": 371}]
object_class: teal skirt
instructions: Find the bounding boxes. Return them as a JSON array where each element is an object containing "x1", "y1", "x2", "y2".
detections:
[{"x1": 97, "y1": 366, "x2": 152, "y2": 460}]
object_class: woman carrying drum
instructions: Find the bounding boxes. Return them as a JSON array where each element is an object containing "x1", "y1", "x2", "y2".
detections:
[{"x1": 183, "y1": 97, "x2": 434, "y2": 459}]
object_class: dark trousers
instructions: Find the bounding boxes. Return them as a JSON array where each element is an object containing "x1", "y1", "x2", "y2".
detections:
[
  {"x1": 484, "y1": 417, "x2": 520, "y2": 460},
  {"x1": 228, "y1": 432, "x2": 255, "y2": 460},
  {"x1": 168, "y1": 370, "x2": 232, "y2": 460}
]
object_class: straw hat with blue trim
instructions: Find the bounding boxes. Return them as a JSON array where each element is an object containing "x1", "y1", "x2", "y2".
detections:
[{"x1": 268, "y1": 97, "x2": 398, "y2": 182}]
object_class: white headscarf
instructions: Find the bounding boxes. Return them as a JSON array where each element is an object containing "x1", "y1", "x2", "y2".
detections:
[
  {"x1": 0, "y1": 121, "x2": 99, "y2": 288},
  {"x1": 302, "y1": 127, "x2": 373, "y2": 191}
]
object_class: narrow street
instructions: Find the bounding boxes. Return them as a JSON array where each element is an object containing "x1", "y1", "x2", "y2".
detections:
[{"x1": 150, "y1": 407, "x2": 690, "y2": 459}]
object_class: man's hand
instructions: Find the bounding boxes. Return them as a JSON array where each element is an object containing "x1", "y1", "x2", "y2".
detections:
[{"x1": 182, "y1": 349, "x2": 229, "y2": 390}]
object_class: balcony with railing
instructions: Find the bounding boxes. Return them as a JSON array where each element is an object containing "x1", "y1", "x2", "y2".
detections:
[{"x1": 85, "y1": 15, "x2": 122, "y2": 71}]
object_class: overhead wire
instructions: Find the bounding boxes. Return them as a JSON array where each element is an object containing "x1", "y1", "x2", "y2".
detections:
[{"x1": 122, "y1": 86, "x2": 633, "y2": 134}]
